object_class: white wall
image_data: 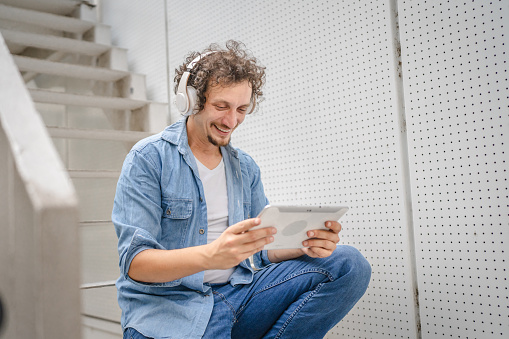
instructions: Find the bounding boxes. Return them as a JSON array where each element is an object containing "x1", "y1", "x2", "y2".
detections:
[{"x1": 101, "y1": 1, "x2": 509, "y2": 338}]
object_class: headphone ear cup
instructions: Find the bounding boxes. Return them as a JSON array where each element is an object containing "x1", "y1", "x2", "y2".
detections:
[
  {"x1": 187, "y1": 86, "x2": 199, "y2": 115},
  {"x1": 175, "y1": 91, "x2": 188, "y2": 114}
]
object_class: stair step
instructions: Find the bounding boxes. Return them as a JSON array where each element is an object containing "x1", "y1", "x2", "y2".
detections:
[
  {"x1": 80, "y1": 280, "x2": 116, "y2": 290},
  {"x1": 0, "y1": 0, "x2": 80, "y2": 16},
  {"x1": 68, "y1": 170, "x2": 121, "y2": 178},
  {"x1": 14, "y1": 55, "x2": 129, "y2": 82},
  {"x1": 1, "y1": 29, "x2": 111, "y2": 56},
  {"x1": 0, "y1": 4, "x2": 94, "y2": 34},
  {"x1": 47, "y1": 126, "x2": 153, "y2": 142},
  {"x1": 80, "y1": 220, "x2": 113, "y2": 225},
  {"x1": 29, "y1": 88, "x2": 147, "y2": 110}
]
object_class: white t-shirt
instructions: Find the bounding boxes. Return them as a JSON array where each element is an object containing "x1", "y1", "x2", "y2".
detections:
[{"x1": 195, "y1": 157, "x2": 235, "y2": 284}]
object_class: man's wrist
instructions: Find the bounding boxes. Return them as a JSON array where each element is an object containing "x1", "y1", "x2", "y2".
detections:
[
  {"x1": 198, "y1": 244, "x2": 213, "y2": 271},
  {"x1": 267, "y1": 248, "x2": 304, "y2": 263}
]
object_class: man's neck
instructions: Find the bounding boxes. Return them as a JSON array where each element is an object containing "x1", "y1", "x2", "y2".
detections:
[{"x1": 187, "y1": 117, "x2": 222, "y2": 170}]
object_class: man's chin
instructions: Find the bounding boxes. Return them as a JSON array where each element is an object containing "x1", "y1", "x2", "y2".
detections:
[{"x1": 207, "y1": 135, "x2": 230, "y2": 147}]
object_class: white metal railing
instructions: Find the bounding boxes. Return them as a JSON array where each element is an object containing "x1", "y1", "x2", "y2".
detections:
[{"x1": 0, "y1": 32, "x2": 81, "y2": 338}]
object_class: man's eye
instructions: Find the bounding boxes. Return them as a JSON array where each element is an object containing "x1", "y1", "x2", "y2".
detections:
[{"x1": 215, "y1": 106, "x2": 227, "y2": 110}]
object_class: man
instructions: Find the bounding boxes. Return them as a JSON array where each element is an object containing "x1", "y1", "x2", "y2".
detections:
[{"x1": 113, "y1": 40, "x2": 371, "y2": 339}]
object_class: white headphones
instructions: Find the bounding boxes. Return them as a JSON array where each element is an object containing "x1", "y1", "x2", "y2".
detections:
[
  {"x1": 175, "y1": 51, "x2": 255, "y2": 116},
  {"x1": 175, "y1": 52, "x2": 213, "y2": 116}
]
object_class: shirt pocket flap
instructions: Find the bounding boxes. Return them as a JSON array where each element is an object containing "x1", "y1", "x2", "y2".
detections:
[{"x1": 163, "y1": 199, "x2": 193, "y2": 219}]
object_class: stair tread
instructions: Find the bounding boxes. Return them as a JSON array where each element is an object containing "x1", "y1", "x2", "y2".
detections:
[
  {"x1": 0, "y1": 4, "x2": 94, "y2": 34},
  {"x1": 14, "y1": 55, "x2": 129, "y2": 81},
  {"x1": 29, "y1": 88, "x2": 148, "y2": 110},
  {"x1": 68, "y1": 169, "x2": 121, "y2": 178},
  {"x1": 1, "y1": 29, "x2": 112, "y2": 56},
  {"x1": 0, "y1": 0, "x2": 80, "y2": 16},
  {"x1": 47, "y1": 126, "x2": 153, "y2": 142}
]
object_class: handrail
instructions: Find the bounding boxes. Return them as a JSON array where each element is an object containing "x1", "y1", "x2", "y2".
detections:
[
  {"x1": 0, "y1": 40, "x2": 78, "y2": 211},
  {"x1": 0, "y1": 32, "x2": 81, "y2": 338}
]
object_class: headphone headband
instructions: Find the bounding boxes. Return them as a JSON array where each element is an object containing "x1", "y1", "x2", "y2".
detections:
[{"x1": 186, "y1": 51, "x2": 214, "y2": 71}]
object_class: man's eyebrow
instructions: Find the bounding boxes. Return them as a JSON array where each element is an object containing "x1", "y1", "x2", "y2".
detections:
[
  {"x1": 211, "y1": 99, "x2": 250, "y2": 107},
  {"x1": 210, "y1": 99, "x2": 228, "y2": 105}
]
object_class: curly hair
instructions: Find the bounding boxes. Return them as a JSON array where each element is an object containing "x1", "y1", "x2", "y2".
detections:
[{"x1": 174, "y1": 40, "x2": 265, "y2": 114}]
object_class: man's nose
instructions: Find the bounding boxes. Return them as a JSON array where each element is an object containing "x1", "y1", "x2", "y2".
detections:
[{"x1": 222, "y1": 109, "x2": 238, "y2": 128}]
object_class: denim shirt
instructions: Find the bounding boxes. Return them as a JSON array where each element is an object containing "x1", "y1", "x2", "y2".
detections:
[{"x1": 112, "y1": 118, "x2": 271, "y2": 339}]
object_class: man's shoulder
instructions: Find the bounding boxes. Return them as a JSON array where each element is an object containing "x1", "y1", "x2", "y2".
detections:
[
  {"x1": 131, "y1": 132, "x2": 164, "y2": 152},
  {"x1": 131, "y1": 119, "x2": 185, "y2": 154}
]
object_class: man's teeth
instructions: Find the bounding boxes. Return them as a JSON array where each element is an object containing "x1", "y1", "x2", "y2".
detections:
[{"x1": 216, "y1": 125, "x2": 230, "y2": 133}]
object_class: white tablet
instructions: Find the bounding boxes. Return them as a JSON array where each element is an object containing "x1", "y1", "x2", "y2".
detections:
[{"x1": 251, "y1": 205, "x2": 349, "y2": 250}]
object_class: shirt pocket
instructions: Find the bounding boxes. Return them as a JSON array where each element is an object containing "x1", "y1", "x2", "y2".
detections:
[{"x1": 161, "y1": 198, "x2": 193, "y2": 248}]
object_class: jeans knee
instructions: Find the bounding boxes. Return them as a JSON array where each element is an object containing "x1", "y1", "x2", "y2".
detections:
[{"x1": 333, "y1": 245, "x2": 371, "y2": 288}]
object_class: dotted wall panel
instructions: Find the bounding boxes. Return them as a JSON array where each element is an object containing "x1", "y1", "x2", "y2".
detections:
[
  {"x1": 167, "y1": 1, "x2": 419, "y2": 338},
  {"x1": 399, "y1": 1, "x2": 509, "y2": 338}
]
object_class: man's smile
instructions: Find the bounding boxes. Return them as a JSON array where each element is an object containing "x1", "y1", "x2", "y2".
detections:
[{"x1": 213, "y1": 124, "x2": 232, "y2": 134}]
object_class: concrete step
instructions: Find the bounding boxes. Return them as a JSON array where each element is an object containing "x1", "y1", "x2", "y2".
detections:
[
  {"x1": 80, "y1": 280, "x2": 116, "y2": 290},
  {"x1": 29, "y1": 88, "x2": 148, "y2": 110},
  {"x1": 68, "y1": 170, "x2": 121, "y2": 179},
  {"x1": 1, "y1": 29, "x2": 111, "y2": 56},
  {"x1": 0, "y1": 4, "x2": 94, "y2": 34},
  {"x1": 14, "y1": 55, "x2": 130, "y2": 82},
  {"x1": 47, "y1": 126, "x2": 153, "y2": 142},
  {"x1": 80, "y1": 220, "x2": 114, "y2": 225},
  {"x1": 0, "y1": 0, "x2": 80, "y2": 16}
]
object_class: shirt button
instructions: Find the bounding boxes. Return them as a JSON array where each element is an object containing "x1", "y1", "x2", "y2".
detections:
[
  {"x1": 166, "y1": 209, "x2": 171, "y2": 215},
  {"x1": 200, "y1": 197, "x2": 203, "y2": 202},
  {"x1": 199, "y1": 229, "x2": 205, "y2": 235}
]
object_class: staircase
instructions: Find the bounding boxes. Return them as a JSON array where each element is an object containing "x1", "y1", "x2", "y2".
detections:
[{"x1": 0, "y1": 0, "x2": 167, "y2": 337}]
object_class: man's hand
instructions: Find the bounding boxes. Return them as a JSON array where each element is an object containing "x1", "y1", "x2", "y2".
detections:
[
  {"x1": 204, "y1": 218, "x2": 276, "y2": 270},
  {"x1": 301, "y1": 221, "x2": 342, "y2": 258},
  {"x1": 267, "y1": 220, "x2": 342, "y2": 263}
]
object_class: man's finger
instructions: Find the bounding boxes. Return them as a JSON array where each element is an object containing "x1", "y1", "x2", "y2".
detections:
[
  {"x1": 230, "y1": 218, "x2": 261, "y2": 234},
  {"x1": 303, "y1": 238, "x2": 337, "y2": 251},
  {"x1": 325, "y1": 221, "x2": 342, "y2": 233},
  {"x1": 307, "y1": 229, "x2": 340, "y2": 243},
  {"x1": 239, "y1": 235, "x2": 274, "y2": 254}
]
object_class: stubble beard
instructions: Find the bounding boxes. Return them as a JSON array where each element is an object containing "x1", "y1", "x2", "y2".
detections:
[{"x1": 207, "y1": 134, "x2": 230, "y2": 147}]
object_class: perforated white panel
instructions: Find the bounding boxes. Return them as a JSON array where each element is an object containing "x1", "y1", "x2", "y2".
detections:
[
  {"x1": 167, "y1": 1, "x2": 419, "y2": 338},
  {"x1": 400, "y1": 1, "x2": 509, "y2": 338}
]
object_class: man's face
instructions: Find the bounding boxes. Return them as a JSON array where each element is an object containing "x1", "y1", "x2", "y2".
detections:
[{"x1": 191, "y1": 80, "x2": 252, "y2": 148}]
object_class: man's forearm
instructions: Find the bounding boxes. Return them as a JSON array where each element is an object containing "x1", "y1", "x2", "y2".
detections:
[
  {"x1": 128, "y1": 246, "x2": 211, "y2": 283},
  {"x1": 267, "y1": 249, "x2": 304, "y2": 263}
]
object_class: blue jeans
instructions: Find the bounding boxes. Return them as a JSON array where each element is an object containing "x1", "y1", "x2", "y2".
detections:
[{"x1": 124, "y1": 245, "x2": 371, "y2": 339}]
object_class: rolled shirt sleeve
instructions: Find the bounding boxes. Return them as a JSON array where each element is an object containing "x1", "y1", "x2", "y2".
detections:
[{"x1": 113, "y1": 150, "x2": 174, "y2": 284}]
